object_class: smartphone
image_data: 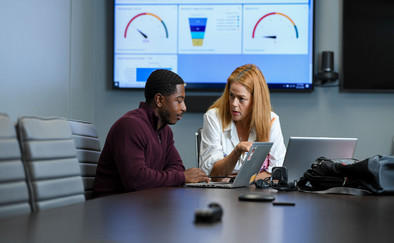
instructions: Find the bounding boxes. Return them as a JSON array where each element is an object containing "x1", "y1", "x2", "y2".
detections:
[{"x1": 272, "y1": 201, "x2": 296, "y2": 206}]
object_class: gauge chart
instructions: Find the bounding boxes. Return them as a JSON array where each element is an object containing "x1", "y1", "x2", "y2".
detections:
[
  {"x1": 124, "y1": 13, "x2": 168, "y2": 39},
  {"x1": 252, "y1": 12, "x2": 298, "y2": 39},
  {"x1": 115, "y1": 5, "x2": 177, "y2": 54},
  {"x1": 243, "y1": 4, "x2": 308, "y2": 54}
]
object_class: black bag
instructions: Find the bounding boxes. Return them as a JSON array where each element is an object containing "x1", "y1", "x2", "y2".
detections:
[{"x1": 297, "y1": 155, "x2": 394, "y2": 195}]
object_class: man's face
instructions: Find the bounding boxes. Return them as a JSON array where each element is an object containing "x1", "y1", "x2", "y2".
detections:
[{"x1": 159, "y1": 84, "x2": 187, "y2": 125}]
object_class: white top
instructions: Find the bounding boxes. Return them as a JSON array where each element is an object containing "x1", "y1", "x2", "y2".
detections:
[{"x1": 199, "y1": 108, "x2": 286, "y2": 175}]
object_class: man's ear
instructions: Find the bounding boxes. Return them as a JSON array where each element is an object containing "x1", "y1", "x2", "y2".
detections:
[{"x1": 154, "y1": 93, "x2": 164, "y2": 108}]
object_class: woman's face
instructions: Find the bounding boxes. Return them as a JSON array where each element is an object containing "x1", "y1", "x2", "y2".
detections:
[{"x1": 229, "y1": 82, "x2": 253, "y2": 123}]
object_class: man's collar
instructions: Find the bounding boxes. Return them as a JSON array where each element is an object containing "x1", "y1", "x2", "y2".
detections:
[{"x1": 139, "y1": 102, "x2": 163, "y2": 132}]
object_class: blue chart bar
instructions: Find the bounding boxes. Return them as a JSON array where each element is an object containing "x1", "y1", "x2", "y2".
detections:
[
  {"x1": 189, "y1": 18, "x2": 207, "y2": 27},
  {"x1": 191, "y1": 32, "x2": 205, "y2": 39},
  {"x1": 136, "y1": 68, "x2": 172, "y2": 82},
  {"x1": 189, "y1": 18, "x2": 208, "y2": 46},
  {"x1": 190, "y1": 25, "x2": 206, "y2": 32}
]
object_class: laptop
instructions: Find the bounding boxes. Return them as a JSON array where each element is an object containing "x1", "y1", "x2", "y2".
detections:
[
  {"x1": 186, "y1": 142, "x2": 273, "y2": 188},
  {"x1": 283, "y1": 137, "x2": 358, "y2": 182}
]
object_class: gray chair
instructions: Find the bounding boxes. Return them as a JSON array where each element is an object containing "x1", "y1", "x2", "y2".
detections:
[
  {"x1": 0, "y1": 113, "x2": 31, "y2": 218},
  {"x1": 195, "y1": 127, "x2": 202, "y2": 168},
  {"x1": 17, "y1": 116, "x2": 85, "y2": 212},
  {"x1": 392, "y1": 136, "x2": 394, "y2": 156},
  {"x1": 68, "y1": 119, "x2": 101, "y2": 200}
]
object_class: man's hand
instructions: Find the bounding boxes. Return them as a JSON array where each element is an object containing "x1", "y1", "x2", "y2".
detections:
[{"x1": 184, "y1": 168, "x2": 210, "y2": 183}]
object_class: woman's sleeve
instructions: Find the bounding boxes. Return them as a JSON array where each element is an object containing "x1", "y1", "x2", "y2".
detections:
[
  {"x1": 267, "y1": 113, "x2": 287, "y2": 172},
  {"x1": 199, "y1": 110, "x2": 226, "y2": 175}
]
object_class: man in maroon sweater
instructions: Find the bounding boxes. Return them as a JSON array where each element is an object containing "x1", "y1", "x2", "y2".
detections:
[{"x1": 93, "y1": 69, "x2": 208, "y2": 197}]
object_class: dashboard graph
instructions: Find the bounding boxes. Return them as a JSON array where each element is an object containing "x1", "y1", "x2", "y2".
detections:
[
  {"x1": 114, "y1": 0, "x2": 314, "y2": 91},
  {"x1": 189, "y1": 18, "x2": 207, "y2": 46},
  {"x1": 243, "y1": 4, "x2": 308, "y2": 54},
  {"x1": 124, "y1": 13, "x2": 169, "y2": 39},
  {"x1": 252, "y1": 12, "x2": 298, "y2": 39}
]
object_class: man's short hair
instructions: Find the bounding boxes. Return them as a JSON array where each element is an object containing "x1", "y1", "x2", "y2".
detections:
[{"x1": 145, "y1": 69, "x2": 185, "y2": 104}]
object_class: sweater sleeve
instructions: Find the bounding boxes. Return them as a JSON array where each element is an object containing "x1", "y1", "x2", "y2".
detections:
[{"x1": 110, "y1": 117, "x2": 185, "y2": 191}]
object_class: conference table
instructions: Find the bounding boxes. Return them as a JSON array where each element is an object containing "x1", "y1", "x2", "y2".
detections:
[{"x1": 1, "y1": 186, "x2": 394, "y2": 243}]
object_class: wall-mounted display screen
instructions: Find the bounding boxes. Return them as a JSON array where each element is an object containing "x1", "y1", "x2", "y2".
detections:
[
  {"x1": 342, "y1": 0, "x2": 394, "y2": 92},
  {"x1": 113, "y1": 0, "x2": 315, "y2": 91}
]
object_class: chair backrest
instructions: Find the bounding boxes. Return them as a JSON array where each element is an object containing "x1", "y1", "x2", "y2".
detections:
[
  {"x1": 68, "y1": 119, "x2": 101, "y2": 200},
  {"x1": 0, "y1": 113, "x2": 31, "y2": 219},
  {"x1": 195, "y1": 127, "x2": 202, "y2": 168},
  {"x1": 392, "y1": 136, "x2": 394, "y2": 156},
  {"x1": 17, "y1": 116, "x2": 85, "y2": 211}
]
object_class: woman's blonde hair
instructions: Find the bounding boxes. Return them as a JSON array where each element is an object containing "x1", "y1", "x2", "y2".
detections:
[{"x1": 209, "y1": 64, "x2": 272, "y2": 142}]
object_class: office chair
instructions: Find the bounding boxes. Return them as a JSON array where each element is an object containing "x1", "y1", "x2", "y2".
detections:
[
  {"x1": 68, "y1": 119, "x2": 101, "y2": 200},
  {"x1": 0, "y1": 113, "x2": 31, "y2": 218},
  {"x1": 392, "y1": 136, "x2": 394, "y2": 156},
  {"x1": 195, "y1": 127, "x2": 202, "y2": 168},
  {"x1": 17, "y1": 116, "x2": 85, "y2": 211}
]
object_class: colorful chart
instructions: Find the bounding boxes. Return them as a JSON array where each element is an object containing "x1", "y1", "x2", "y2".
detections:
[
  {"x1": 124, "y1": 12, "x2": 168, "y2": 39},
  {"x1": 252, "y1": 12, "x2": 298, "y2": 39},
  {"x1": 189, "y1": 18, "x2": 208, "y2": 46}
]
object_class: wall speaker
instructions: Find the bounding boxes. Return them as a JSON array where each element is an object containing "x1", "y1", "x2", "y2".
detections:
[{"x1": 316, "y1": 51, "x2": 339, "y2": 84}]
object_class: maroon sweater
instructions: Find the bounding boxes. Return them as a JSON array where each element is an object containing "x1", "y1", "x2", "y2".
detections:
[{"x1": 93, "y1": 102, "x2": 185, "y2": 198}]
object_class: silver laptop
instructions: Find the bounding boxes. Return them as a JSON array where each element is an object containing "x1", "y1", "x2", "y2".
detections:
[
  {"x1": 283, "y1": 137, "x2": 358, "y2": 182},
  {"x1": 186, "y1": 142, "x2": 273, "y2": 188}
]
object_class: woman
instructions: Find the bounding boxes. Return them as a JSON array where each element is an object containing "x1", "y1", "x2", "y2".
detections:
[{"x1": 199, "y1": 64, "x2": 286, "y2": 180}]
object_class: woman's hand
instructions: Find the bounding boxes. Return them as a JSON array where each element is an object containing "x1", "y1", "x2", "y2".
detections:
[
  {"x1": 255, "y1": 171, "x2": 271, "y2": 181},
  {"x1": 235, "y1": 141, "x2": 253, "y2": 156},
  {"x1": 210, "y1": 141, "x2": 253, "y2": 178}
]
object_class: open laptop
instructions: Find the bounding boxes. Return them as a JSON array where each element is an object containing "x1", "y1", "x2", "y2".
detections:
[
  {"x1": 186, "y1": 142, "x2": 273, "y2": 188},
  {"x1": 283, "y1": 137, "x2": 358, "y2": 182}
]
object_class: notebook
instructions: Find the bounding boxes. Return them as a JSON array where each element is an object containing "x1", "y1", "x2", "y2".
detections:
[
  {"x1": 186, "y1": 142, "x2": 273, "y2": 188},
  {"x1": 283, "y1": 137, "x2": 358, "y2": 182}
]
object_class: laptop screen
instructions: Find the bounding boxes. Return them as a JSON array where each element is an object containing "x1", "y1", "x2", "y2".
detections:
[{"x1": 283, "y1": 137, "x2": 358, "y2": 182}]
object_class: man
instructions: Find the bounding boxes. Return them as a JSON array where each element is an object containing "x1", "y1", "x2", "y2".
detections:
[{"x1": 93, "y1": 69, "x2": 208, "y2": 198}]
